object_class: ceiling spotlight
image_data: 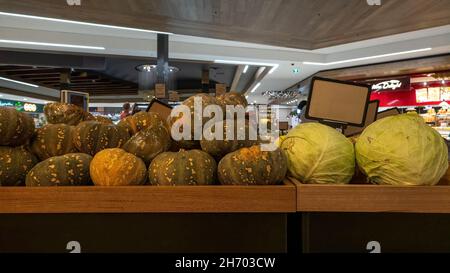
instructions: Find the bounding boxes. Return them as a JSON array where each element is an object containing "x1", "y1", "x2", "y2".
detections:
[{"x1": 424, "y1": 82, "x2": 428, "y2": 86}]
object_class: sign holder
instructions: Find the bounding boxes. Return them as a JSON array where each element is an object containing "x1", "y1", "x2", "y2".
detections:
[
  {"x1": 343, "y1": 100, "x2": 380, "y2": 137},
  {"x1": 146, "y1": 98, "x2": 173, "y2": 122},
  {"x1": 376, "y1": 107, "x2": 401, "y2": 120},
  {"x1": 305, "y1": 77, "x2": 372, "y2": 131}
]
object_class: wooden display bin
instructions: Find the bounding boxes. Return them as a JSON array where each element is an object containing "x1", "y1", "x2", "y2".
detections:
[
  {"x1": 0, "y1": 180, "x2": 296, "y2": 252},
  {"x1": 290, "y1": 167, "x2": 450, "y2": 214},
  {"x1": 290, "y1": 166, "x2": 450, "y2": 253},
  {"x1": 0, "y1": 180, "x2": 296, "y2": 214}
]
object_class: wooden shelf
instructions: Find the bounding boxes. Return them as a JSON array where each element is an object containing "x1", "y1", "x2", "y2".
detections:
[
  {"x1": 290, "y1": 170, "x2": 450, "y2": 213},
  {"x1": 0, "y1": 180, "x2": 296, "y2": 214}
]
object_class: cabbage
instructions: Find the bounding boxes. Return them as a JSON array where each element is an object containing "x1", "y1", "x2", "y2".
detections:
[
  {"x1": 355, "y1": 113, "x2": 448, "y2": 186},
  {"x1": 277, "y1": 123, "x2": 355, "y2": 184}
]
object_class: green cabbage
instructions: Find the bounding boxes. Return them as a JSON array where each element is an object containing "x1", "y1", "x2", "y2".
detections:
[
  {"x1": 277, "y1": 123, "x2": 355, "y2": 184},
  {"x1": 356, "y1": 113, "x2": 448, "y2": 186}
]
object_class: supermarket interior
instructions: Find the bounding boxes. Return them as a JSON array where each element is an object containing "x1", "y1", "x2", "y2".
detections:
[{"x1": 1, "y1": 0, "x2": 450, "y2": 259}]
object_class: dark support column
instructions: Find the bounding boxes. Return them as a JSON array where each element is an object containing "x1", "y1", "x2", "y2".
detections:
[
  {"x1": 201, "y1": 69, "x2": 209, "y2": 93},
  {"x1": 156, "y1": 33, "x2": 169, "y2": 98}
]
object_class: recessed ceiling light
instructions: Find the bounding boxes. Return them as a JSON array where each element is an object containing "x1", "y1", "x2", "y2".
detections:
[
  {"x1": 303, "y1": 48, "x2": 432, "y2": 66},
  {"x1": 214, "y1": 60, "x2": 278, "y2": 74},
  {"x1": 0, "y1": 76, "x2": 39, "y2": 88},
  {"x1": 0, "y1": 11, "x2": 173, "y2": 35},
  {"x1": 0, "y1": 39, "x2": 105, "y2": 50},
  {"x1": 243, "y1": 65, "x2": 249, "y2": 73}
]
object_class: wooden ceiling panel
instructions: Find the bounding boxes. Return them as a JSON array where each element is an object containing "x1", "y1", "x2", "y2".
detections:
[
  {"x1": 0, "y1": 0, "x2": 449, "y2": 49},
  {"x1": 0, "y1": 65, "x2": 138, "y2": 96}
]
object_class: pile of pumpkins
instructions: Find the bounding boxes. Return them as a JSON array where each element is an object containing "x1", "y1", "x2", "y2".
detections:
[{"x1": 0, "y1": 92, "x2": 287, "y2": 187}]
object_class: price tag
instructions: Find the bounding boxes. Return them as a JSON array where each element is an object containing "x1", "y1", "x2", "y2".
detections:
[
  {"x1": 155, "y1": 84, "x2": 166, "y2": 99},
  {"x1": 169, "y1": 91, "x2": 179, "y2": 102}
]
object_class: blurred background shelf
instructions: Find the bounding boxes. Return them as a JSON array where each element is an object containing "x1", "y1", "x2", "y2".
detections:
[{"x1": 0, "y1": 181, "x2": 296, "y2": 214}]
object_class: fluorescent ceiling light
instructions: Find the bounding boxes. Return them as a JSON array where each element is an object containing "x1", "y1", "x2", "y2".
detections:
[
  {"x1": 243, "y1": 65, "x2": 249, "y2": 73},
  {"x1": 0, "y1": 76, "x2": 39, "y2": 88},
  {"x1": 303, "y1": 48, "x2": 432, "y2": 66},
  {"x1": 0, "y1": 39, "x2": 105, "y2": 50},
  {"x1": 0, "y1": 11, "x2": 173, "y2": 35},
  {"x1": 268, "y1": 65, "x2": 279, "y2": 74},
  {"x1": 250, "y1": 82, "x2": 261, "y2": 93},
  {"x1": 215, "y1": 60, "x2": 279, "y2": 75}
]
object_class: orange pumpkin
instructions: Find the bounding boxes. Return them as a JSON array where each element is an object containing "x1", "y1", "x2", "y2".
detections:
[{"x1": 90, "y1": 148, "x2": 147, "y2": 186}]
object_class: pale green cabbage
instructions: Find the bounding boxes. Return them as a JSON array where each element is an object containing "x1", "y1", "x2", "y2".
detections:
[
  {"x1": 356, "y1": 113, "x2": 448, "y2": 186},
  {"x1": 277, "y1": 123, "x2": 355, "y2": 184}
]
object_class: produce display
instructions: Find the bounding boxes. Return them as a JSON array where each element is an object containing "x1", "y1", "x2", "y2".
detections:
[
  {"x1": 200, "y1": 119, "x2": 257, "y2": 160},
  {"x1": 217, "y1": 92, "x2": 248, "y2": 108},
  {"x1": 123, "y1": 124, "x2": 171, "y2": 165},
  {"x1": 90, "y1": 115, "x2": 113, "y2": 124},
  {"x1": 44, "y1": 102, "x2": 88, "y2": 126},
  {"x1": 31, "y1": 123, "x2": 76, "y2": 160},
  {"x1": 90, "y1": 148, "x2": 147, "y2": 186},
  {"x1": 0, "y1": 94, "x2": 449, "y2": 189},
  {"x1": 218, "y1": 145, "x2": 287, "y2": 185},
  {"x1": 0, "y1": 146, "x2": 37, "y2": 186},
  {"x1": 149, "y1": 149, "x2": 216, "y2": 185},
  {"x1": 277, "y1": 123, "x2": 355, "y2": 184},
  {"x1": 0, "y1": 107, "x2": 35, "y2": 146},
  {"x1": 169, "y1": 93, "x2": 221, "y2": 149},
  {"x1": 118, "y1": 111, "x2": 167, "y2": 135},
  {"x1": 26, "y1": 153, "x2": 92, "y2": 186},
  {"x1": 356, "y1": 113, "x2": 448, "y2": 186},
  {"x1": 73, "y1": 121, "x2": 130, "y2": 156}
]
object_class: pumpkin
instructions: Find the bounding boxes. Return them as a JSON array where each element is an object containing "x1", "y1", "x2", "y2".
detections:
[
  {"x1": 118, "y1": 111, "x2": 167, "y2": 135},
  {"x1": 218, "y1": 145, "x2": 287, "y2": 185},
  {"x1": 169, "y1": 94, "x2": 222, "y2": 149},
  {"x1": 0, "y1": 146, "x2": 38, "y2": 186},
  {"x1": 25, "y1": 153, "x2": 92, "y2": 186},
  {"x1": 122, "y1": 124, "x2": 171, "y2": 165},
  {"x1": 44, "y1": 102, "x2": 87, "y2": 125},
  {"x1": 31, "y1": 123, "x2": 76, "y2": 160},
  {"x1": 149, "y1": 149, "x2": 216, "y2": 185},
  {"x1": 217, "y1": 92, "x2": 248, "y2": 108},
  {"x1": 85, "y1": 114, "x2": 113, "y2": 124},
  {"x1": 200, "y1": 119, "x2": 257, "y2": 160},
  {"x1": 73, "y1": 121, "x2": 130, "y2": 156},
  {"x1": 90, "y1": 148, "x2": 147, "y2": 186},
  {"x1": 0, "y1": 107, "x2": 35, "y2": 146}
]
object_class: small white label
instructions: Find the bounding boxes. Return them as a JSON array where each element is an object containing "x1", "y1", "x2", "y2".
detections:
[
  {"x1": 366, "y1": 0, "x2": 381, "y2": 6},
  {"x1": 66, "y1": 241, "x2": 81, "y2": 253},
  {"x1": 66, "y1": 0, "x2": 81, "y2": 6},
  {"x1": 366, "y1": 241, "x2": 381, "y2": 253}
]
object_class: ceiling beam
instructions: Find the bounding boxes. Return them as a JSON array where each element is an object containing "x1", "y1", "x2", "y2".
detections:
[{"x1": 230, "y1": 65, "x2": 245, "y2": 92}]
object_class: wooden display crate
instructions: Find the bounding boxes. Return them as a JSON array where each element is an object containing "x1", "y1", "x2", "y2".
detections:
[
  {"x1": 291, "y1": 167, "x2": 450, "y2": 214},
  {"x1": 0, "y1": 180, "x2": 296, "y2": 214}
]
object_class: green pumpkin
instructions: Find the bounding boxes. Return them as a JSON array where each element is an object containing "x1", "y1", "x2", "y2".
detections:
[
  {"x1": 0, "y1": 107, "x2": 35, "y2": 146},
  {"x1": 31, "y1": 123, "x2": 76, "y2": 160},
  {"x1": 123, "y1": 124, "x2": 171, "y2": 165},
  {"x1": 218, "y1": 145, "x2": 287, "y2": 185},
  {"x1": 200, "y1": 119, "x2": 257, "y2": 160},
  {"x1": 118, "y1": 111, "x2": 167, "y2": 135},
  {"x1": 73, "y1": 121, "x2": 130, "y2": 156},
  {"x1": 0, "y1": 146, "x2": 38, "y2": 186},
  {"x1": 148, "y1": 149, "x2": 216, "y2": 185},
  {"x1": 26, "y1": 153, "x2": 92, "y2": 186},
  {"x1": 44, "y1": 102, "x2": 87, "y2": 126},
  {"x1": 217, "y1": 92, "x2": 248, "y2": 108},
  {"x1": 169, "y1": 94, "x2": 222, "y2": 149}
]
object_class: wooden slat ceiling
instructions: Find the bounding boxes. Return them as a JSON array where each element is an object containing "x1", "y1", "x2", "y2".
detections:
[
  {"x1": 0, "y1": 65, "x2": 139, "y2": 95},
  {"x1": 1, "y1": 0, "x2": 449, "y2": 49}
]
